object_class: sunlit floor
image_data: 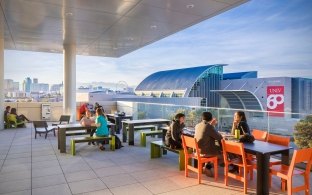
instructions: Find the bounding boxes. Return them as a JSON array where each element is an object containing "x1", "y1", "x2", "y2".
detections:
[{"x1": 0, "y1": 124, "x2": 310, "y2": 195}]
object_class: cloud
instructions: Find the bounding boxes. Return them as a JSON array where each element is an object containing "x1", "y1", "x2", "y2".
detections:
[{"x1": 4, "y1": 0, "x2": 312, "y2": 86}]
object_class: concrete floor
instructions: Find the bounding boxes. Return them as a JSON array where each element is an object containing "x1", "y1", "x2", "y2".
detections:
[{"x1": 0, "y1": 124, "x2": 310, "y2": 195}]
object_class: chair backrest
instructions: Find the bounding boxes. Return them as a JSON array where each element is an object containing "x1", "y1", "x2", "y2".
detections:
[
  {"x1": 288, "y1": 148, "x2": 312, "y2": 177},
  {"x1": 182, "y1": 135, "x2": 200, "y2": 156},
  {"x1": 59, "y1": 115, "x2": 70, "y2": 124},
  {"x1": 252, "y1": 129, "x2": 268, "y2": 141},
  {"x1": 221, "y1": 139, "x2": 247, "y2": 165},
  {"x1": 267, "y1": 134, "x2": 290, "y2": 146},
  {"x1": 33, "y1": 121, "x2": 48, "y2": 129}
]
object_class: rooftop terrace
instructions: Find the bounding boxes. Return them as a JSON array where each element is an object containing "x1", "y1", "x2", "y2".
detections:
[{"x1": 0, "y1": 124, "x2": 310, "y2": 195}]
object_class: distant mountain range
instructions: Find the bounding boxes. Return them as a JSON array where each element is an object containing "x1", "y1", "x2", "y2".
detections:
[{"x1": 77, "y1": 81, "x2": 136, "y2": 90}]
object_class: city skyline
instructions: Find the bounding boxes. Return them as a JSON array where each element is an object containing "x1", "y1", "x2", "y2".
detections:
[{"x1": 4, "y1": 0, "x2": 312, "y2": 86}]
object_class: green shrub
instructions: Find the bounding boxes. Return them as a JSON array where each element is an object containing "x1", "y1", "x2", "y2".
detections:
[{"x1": 294, "y1": 115, "x2": 312, "y2": 148}]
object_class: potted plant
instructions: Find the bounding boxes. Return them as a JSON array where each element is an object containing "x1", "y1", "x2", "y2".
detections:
[{"x1": 294, "y1": 115, "x2": 312, "y2": 149}]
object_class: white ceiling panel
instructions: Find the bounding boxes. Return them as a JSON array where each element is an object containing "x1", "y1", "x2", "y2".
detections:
[{"x1": 0, "y1": 0, "x2": 248, "y2": 57}]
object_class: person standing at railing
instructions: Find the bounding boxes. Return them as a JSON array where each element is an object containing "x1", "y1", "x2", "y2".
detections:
[
  {"x1": 231, "y1": 111, "x2": 250, "y2": 136},
  {"x1": 165, "y1": 113, "x2": 186, "y2": 149}
]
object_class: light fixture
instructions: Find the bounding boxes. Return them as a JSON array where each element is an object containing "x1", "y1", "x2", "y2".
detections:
[
  {"x1": 113, "y1": 47, "x2": 118, "y2": 50},
  {"x1": 186, "y1": 4, "x2": 194, "y2": 9},
  {"x1": 65, "y1": 12, "x2": 73, "y2": 16},
  {"x1": 150, "y1": 25, "x2": 157, "y2": 29},
  {"x1": 127, "y1": 37, "x2": 134, "y2": 41}
]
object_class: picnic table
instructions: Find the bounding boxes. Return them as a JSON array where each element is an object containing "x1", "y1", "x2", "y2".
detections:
[
  {"x1": 122, "y1": 119, "x2": 170, "y2": 145},
  {"x1": 58, "y1": 122, "x2": 115, "y2": 153},
  {"x1": 106, "y1": 114, "x2": 133, "y2": 134}
]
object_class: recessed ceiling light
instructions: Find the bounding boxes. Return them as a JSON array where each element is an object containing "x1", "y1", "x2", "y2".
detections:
[
  {"x1": 65, "y1": 12, "x2": 73, "y2": 16},
  {"x1": 127, "y1": 37, "x2": 134, "y2": 41},
  {"x1": 113, "y1": 47, "x2": 118, "y2": 50},
  {"x1": 150, "y1": 25, "x2": 157, "y2": 29},
  {"x1": 186, "y1": 4, "x2": 194, "y2": 9}
]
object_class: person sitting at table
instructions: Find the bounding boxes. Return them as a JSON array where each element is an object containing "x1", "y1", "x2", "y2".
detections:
[
  {"x1": 9, "y1": 108, "x2": 30, "y2": 124},
  {"x1": 80, "y1": 110, "x2": 95, "y2": 145},
  {"x1": 94, "y1": 108, "x2": 109, "y2": 151},
  {"x1": 79, "y1": 103, "x2": 89, "y2": 120},
  {"x1": 4, "y1": 106, "x2": 11, "y2": 121},
  {"x1": 165, "y1": 113, "x2": 185, "y2": 149},
  {"x1": 194, "y1": 111, "x2": 223, "y2": 177},
  {"x1": 231, "y1": 111, "x2": 250, "y2": 136}
]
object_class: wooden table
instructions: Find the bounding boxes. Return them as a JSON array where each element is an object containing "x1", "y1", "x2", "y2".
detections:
[
  {"x1": 122, "y1": 119, "x2": 170, "y2": 145},
  {"x1": 106, "y1": 114, "x2": 133, "y2": 134},
  {"x1": 243, "y1": 140, "x2": 292, "y2": 195},
  {"x1": 58, "y1": 122, "x2": 115, "y2": 153}
]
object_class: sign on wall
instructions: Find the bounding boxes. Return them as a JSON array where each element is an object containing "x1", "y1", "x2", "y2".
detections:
[{"x1": 267, "y1": 86, "x2": 284, "y2": 117}]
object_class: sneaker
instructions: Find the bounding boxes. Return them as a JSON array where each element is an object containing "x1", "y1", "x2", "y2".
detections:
[
  {"x1": 91, "y1": 142, "x2": 95, "y2": 145},
  {"x1": 88, "y1": 142, "x2": 91, "y2": 145},
  {"x1": 99, "y1": 146, "x2": 105, "y2": 151}
]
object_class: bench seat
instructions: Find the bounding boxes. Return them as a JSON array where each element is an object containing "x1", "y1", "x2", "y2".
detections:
[
  {"x1": 66, "y1": 130, "x2": 88, "y2": 136},
  {"x1": 126, "y1": 125, "x2": 157, "y2": 131},
  {"x1": 150, "y1": 140, "x2": 185, "y2": 171},
  {"x1": 140, "y1": 130, "x2": 163, "y2": 147},
  {"x1": 70, "y1": 135, "x2": 115, "y2": 156}
]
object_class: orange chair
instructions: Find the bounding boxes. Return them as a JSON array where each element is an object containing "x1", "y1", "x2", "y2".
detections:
[
  {"x1": 267, "y1": 134, "x2": 291, "y2": 166},
  {"x1": 181, "y1": 135, "x2": 218, "y2": 184},
  {"x1": 252, "y1": 129, "x2": 268, "y2": 141},
  {"x1": 270, "y1": 148, "x2": 312, "y2": 195},
  {"x1": 221, "y1": 140, "x2": 253, "y2": 194}
]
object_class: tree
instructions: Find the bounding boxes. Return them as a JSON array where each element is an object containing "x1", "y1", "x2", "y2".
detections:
[{"x1": 294, "y1": 115, "x2": 312, "y2": 149}]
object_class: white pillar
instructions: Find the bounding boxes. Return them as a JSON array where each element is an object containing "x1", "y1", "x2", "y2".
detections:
[
  {"x1": 0, "y1": 35, "x2": 4, "y2": 129},
  {"x1": 63, "y1": 44, "x2": 76, "y2": 122}
]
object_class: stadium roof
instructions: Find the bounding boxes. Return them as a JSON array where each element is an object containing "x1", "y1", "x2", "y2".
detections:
[
  {"x1": 135, "y1": 65, "x2": 225, "y2": 92},
  {"x1": 1, "y1": 0, "x2": 248, "y2": 57},
  {"x1": 211, "y1": 90, "x2": 263, "y2": 110},
  {"x1": 223, "y1": 71, "x2": 257, "y2": 80}
]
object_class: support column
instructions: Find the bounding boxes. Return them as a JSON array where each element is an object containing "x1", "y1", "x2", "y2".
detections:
[
  {"x1": 0, "y1": 34, "x2": 4, "y2": 130},
  {"x1": 63, "y1": 44, "x2": 76, "y2": 122}
]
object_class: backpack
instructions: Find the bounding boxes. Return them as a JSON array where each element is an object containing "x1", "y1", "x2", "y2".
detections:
[{"x1": 115, "y1": 136, "x2": 123, "y2": 149}]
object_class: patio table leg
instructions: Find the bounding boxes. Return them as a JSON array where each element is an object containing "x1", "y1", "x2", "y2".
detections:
[
  {"x1": 59, "y1": 128, "x2": 66, "y2": 153},
  {"x1": 256, "y1": 153, "x2": 270, "y2": 195},
  {"x1": 128, "y1": 124, "x2": 134, "y2": 145},
  {"x1": 122, "y1": 122, "x2": 127, "y2": 142}
]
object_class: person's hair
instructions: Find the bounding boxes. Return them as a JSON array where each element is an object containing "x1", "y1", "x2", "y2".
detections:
[
  {"x1": 236, "y1": 111, "x2": 247, "y2": 122},
  {"x1": 202, "y1": 112, "x2": 212, "y2": 122},
  {"x1": 6, "y1": 106, "x2": 10, "y2": 110},
  {"x1": 96, "y1": 108, "x2": 104, "y2": 116},
  {"x1": 10, "y1": 108, "x2": 17, "y2": 115},
  {"x1": 174, "y1": 113, "x2": 185, "y2": 121}
]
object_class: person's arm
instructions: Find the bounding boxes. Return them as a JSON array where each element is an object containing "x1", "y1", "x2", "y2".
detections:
[
  {"x1": 231, "y1": 120, "x2": 238, "y2": 135},
  {"x1": 95, "y1": 117, "x2": 101, "y2": 127},
  {"x1": 207, "y1": 125, "x2": 223, "y2": 141},
  {"x1": 171, "y1": 122, "x2": 181, "y2": 141},
  {"x1": 240, "y1": 122, "x2": 250, "y2": 135}
]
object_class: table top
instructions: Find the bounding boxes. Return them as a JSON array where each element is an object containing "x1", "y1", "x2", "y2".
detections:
[
  {"x1": 122, "y1": 118, "x2": 170, "y2": 124},
  {"x1": 58, "y1": 122, "x2": 115, "y2": 129},
  {"x1": 243, "y1": 140, "x2": 292, "y2": 155},
  {"x1": 106, "y1": 114, "x2": 133, "y2": 118}
]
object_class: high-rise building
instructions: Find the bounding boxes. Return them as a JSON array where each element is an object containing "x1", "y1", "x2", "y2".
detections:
[
  {"x1": 33, "y1": 78, "x2": 38, "y2": 84},
  {"x1": 4, "y1": 79, "x2": 13, "y2": 91},
  {"x1": 23, "y1": 77, "x2": 32, "y2": 93},
  {"x1": 13, "y1": 82, "x2": 19, "y2": 91}
]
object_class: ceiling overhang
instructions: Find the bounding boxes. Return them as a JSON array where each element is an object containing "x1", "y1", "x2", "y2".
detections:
[{"x1": 0, "y1": 0, "x2": 248, "y2": 57}]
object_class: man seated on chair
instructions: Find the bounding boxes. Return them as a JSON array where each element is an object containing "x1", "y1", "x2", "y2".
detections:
[
  {"x1": 194, "y1": 111, "x2": 223, "y2": 177},
  {"x1": 4, "y1": 106, "x2": 10, "y2": 120}
]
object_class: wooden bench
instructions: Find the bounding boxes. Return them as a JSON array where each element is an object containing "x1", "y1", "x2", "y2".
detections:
[
  {"x1": 150, "y1": 140, "x2": 185, "y2": 171},
  {"x1": 70, "y1": 135, "x2": 115, "y2": 156},
  {"x1": 140, "y1": 130, "x2": 163, "y2": 147}
]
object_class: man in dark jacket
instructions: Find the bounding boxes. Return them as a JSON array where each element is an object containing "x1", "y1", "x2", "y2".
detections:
[{"x1": 195, "y1": 112, "x2": 223, "y2": 176}]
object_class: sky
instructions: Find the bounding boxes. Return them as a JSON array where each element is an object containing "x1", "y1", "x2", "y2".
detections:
[{"x1": 4, "y1": 0, "x2": 312, "y2": 87}]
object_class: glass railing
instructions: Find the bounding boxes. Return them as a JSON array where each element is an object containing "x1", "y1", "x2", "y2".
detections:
[{"x1": 117, "y1": 101, "x2": 311, "y2": 149}]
